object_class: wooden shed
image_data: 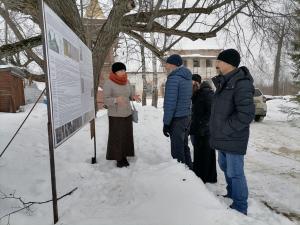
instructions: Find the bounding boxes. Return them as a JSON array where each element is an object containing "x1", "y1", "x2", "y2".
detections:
[{"x1": 0, "y1": 65, "x2": 25, "y2": 113}]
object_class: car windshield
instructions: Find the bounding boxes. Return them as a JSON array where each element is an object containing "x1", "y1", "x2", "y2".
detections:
[{"x1": 254, "y1": 89, "x2": 262, "y2": 97}]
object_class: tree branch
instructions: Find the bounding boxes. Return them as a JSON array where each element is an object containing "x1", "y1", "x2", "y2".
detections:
[
  {"x1": 0, "y1": 0, "x2": 40, "y2": 24},
  {"x1": 146, "y1": 0, "x2": 163, "y2": 31},
  {"x1": 171, "y1": 0, "x2": 201, "y2": 30},
  {"x1": 212, "y1": 0, "x2": 250, "y2": 34},
  {"x1": 123, "y1": 22, "x2": 217, "y2": 41},
  {"x1": 2, "y1": 0, "x2": 86, "y2": 43},
  {"x1": 0, "y1": 187, "x2": 78, "y2": 221},
  {"x1": 125, "y1": 30, "x2": 164, "y2": 60},
  {"x1": 0, "y1": 35, "x2": 42, "y2": 59},
  {"x1": 0, "y1": 5, "x2": 44, "y2": 67},
  {"x1": 21, "y1": 69, "x2": 45, "y2": 82},
  {"x1": 123, "y1": 0, "x2": 235, "y2": 24},
  {"x1": 163, "y1": 13, "x2": 201, "y2": 52}
]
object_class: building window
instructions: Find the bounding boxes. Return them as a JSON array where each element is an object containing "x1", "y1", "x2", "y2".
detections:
[
  {"x1": 193, "y1": 59, "x2": 200, "y2": 67},
  {"x1": 206, "y1": 59, "x2": 213, "y2": 68},
  {"x1": 183, "y1": 60, "x2": 187, "y2": 67}
]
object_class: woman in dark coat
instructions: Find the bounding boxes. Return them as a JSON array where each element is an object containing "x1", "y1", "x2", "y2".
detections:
[{"x1": 190, "y1": 74, "x2": 217, "y2": 183}]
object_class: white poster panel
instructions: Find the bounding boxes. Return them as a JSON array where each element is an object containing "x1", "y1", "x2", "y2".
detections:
[{"x1": 42, "y1": 2, "x2": 95, "y2": 148}]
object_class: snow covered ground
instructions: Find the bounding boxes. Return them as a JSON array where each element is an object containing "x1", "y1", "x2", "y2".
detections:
[{"x1": 0, "y1": 98, "x2": 300, "y2": 225}]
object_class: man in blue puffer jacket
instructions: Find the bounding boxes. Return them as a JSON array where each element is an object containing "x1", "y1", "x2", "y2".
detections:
[{"x1": 163, "y1": 54, "x2": 193, "y2": 169}]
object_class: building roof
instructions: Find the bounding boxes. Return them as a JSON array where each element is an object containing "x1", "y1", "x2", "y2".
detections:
[
  {"x1": 0, "y1": 64, "x2": 25, "y2": 79},
  {"x1": 181, "y1": 54, "x2": 217, "y2": 58},
  {"x1": 168, "y1": 49, "x2": 222, "y2": 59},
  {"x1": 85, "y1": 0, "x2": 105, "y2": 19}
]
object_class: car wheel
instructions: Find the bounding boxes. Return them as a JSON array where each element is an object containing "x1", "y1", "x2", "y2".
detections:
[{"x1": 255, "y1": 115, "x2": 264, "y2": 122}]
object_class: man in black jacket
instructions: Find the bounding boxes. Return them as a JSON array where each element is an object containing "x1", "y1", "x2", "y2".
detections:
[{"x1": 209, "y1": 49, "x2": 255, "y2": 215}]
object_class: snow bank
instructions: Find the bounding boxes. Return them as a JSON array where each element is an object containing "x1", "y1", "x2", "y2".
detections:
[{"x1": 0, "y1": 98, "x2": 299, "y2": 225}]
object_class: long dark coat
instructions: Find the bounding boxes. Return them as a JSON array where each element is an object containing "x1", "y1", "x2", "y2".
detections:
[{"x1": 190, "y1": 81, "x2": 217, "y2": 183}]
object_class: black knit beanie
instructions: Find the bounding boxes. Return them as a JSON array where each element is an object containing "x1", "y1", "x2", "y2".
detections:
[
  {"x1": 112, "y1": 62, "x2": 126, "y2": 73},
  {"x1": 217, "y1": 49, "x2": 240, "y2": 68},
  {"x1": 166, "y1": 54, "x2": 183, "y2": 66},
  {"x1": 192, "y1": 74, "x2": 202, "y2": 83}
]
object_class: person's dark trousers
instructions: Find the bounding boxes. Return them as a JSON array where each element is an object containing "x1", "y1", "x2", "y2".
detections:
[
  {"x1": 218, "y1": 150, "x2": 248, "y2": 215},
  {"x1": 169, "y1": 116, "x2": 192, "y2": 169},
  {"x1": 190, "y1": 135, "x2": 195, "y2": 146},
  {"x1": 193, "y1": 135, "x2": 217, "y2": 183}
]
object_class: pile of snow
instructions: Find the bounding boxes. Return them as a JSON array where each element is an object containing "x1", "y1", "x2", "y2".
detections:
[
  {"x1": 0, "y1": 98, "x2": 299, "y2": 225},
  {"x1": 265, "y1": 97, "x2": 300, "y2": 122}
]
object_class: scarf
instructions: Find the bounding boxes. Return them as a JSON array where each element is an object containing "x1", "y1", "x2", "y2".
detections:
[{"x1": 109, "y1": 71, "x2": 128, "y2": 85}]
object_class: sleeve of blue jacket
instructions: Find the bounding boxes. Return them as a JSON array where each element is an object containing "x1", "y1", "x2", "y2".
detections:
[{"x1": 163, "y1": 76, "x2": 179, "y2": 125}]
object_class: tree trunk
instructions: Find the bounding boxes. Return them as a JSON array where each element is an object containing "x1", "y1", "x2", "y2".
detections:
[
  {"x1": 5, "y1": 11, "x2": 8, "y2": 63},
  {"x1": 140, "y1": 40, "x2": 147, "y2": 106},
  {"x1": 273, "y1": 24, "x2": 285, "y2": 96},
  {"x1": 151, "y1": 33, "x2": 158, "y2": 107},
  {"x1": 92, "y1": 0, "x2": 135, "y2": 111},
  {"x1": 80, "y1": 0, "x2": 83, "y2": 18}
]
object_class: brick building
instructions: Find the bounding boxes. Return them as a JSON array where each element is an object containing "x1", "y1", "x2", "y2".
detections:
[{"x1": 0, "y1": 65, "x2": 25, "y2": 112}]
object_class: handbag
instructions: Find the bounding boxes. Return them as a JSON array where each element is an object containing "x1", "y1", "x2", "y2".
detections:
[{"x1": 130, "y1": 101, "x2": 138, "y2": 123}]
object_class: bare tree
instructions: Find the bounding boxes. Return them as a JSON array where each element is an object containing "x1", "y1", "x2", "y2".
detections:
[
  {"x1": 0, "y1": 0, "x2": 291, "y2": 102},
  {"x1": 140, "y1": 35, "x2": 148, "y2": 106},
  {"x1": 234, "y1": 0, "x2": 297, "y2": 96},
  {"x1": 151, "y1": 32, "x2": 158, "y2": 107}
]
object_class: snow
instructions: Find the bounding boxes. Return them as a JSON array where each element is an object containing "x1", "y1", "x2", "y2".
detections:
[
  {"x1": 0, "y1": 98, "x2": 300, "y2": 225},
  {"x1": 0, "y1": 65, "x2": 11, "y2": 69},
  {"x1": 181, "y1": 54, "x2": 218, "y2": 58},
  {"x1": 35, "y1": 81, "x2": 46, "y2": 91}
]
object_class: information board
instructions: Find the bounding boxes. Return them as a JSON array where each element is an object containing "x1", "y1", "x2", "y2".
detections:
[{"x1": 42, "y1": 2, "x2": 95, "y2": 147}]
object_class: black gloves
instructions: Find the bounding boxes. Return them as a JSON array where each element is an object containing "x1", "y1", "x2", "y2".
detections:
[{"x1": 163, "y1": 124, "x2": 170, "y2": 137}]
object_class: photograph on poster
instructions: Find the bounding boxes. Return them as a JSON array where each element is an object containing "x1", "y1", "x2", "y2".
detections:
[
  {"x1": 48, "y1": 29, "x2": 59, "y2": 53},
  {"x1": 63, "y1": 38, "x2": 80, "y2": 62}
]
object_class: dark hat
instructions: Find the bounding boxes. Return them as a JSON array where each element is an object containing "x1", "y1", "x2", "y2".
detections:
[
  {"x1": 166, "y1": 54, "x2": 183, "y2": 66},
  {"x1": 217, "y1": 49, "x2": 240, "y2": 67},
  {"x1": 192, "y1": 74, "x2": 202, "y2": 83},
  {"x1": 112, "y1": 62, "x2": 126, "y2": 73}
]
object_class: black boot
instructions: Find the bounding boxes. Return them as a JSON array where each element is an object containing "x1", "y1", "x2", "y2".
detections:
[
  {"x1": 116, "y1": 157, "x2": 129, "y2": 168},
  {"x1": 122, "y1": 157, "x2": 129, "y2": 167}
]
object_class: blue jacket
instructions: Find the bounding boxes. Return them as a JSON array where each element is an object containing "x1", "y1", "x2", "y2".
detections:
[
  {"x1": 209, "y1": 66, "x2": 255, "y2": 155},
  {"x1": 163, "y1": 66, "x2": 192, "y2": 125}
]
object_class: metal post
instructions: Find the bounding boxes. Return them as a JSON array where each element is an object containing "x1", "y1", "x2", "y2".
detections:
[
  {"x1": 39, "y1": 0, "x2": 59, "y2": 223},
  {"x1": 91, "y1": 119, "x2": 97, "y2": 164},
  {"x1": 47, "y1": 122, "x2": 59, "y2": 223}
]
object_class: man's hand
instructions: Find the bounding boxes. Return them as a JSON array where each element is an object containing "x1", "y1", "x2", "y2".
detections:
[{"x1": 163, "y1": 124, "x2": 170, "y2": 137}]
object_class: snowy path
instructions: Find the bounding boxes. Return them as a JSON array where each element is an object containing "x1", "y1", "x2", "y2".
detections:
[{"x1": 0, "y1": 98, "x2": 299, "y2": 225}]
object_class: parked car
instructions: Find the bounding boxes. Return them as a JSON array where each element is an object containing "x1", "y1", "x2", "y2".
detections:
[{"x1": 254, "y1": 88, "x2": 267, "y2": 122}]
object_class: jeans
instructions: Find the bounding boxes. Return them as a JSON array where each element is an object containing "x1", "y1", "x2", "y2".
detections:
[
  {"x1": 218, "y1": 150, "x2": 248, "y2": 214},
  {"x1": 169, "y1": 116, "x2": 192, "y2": 169}
]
